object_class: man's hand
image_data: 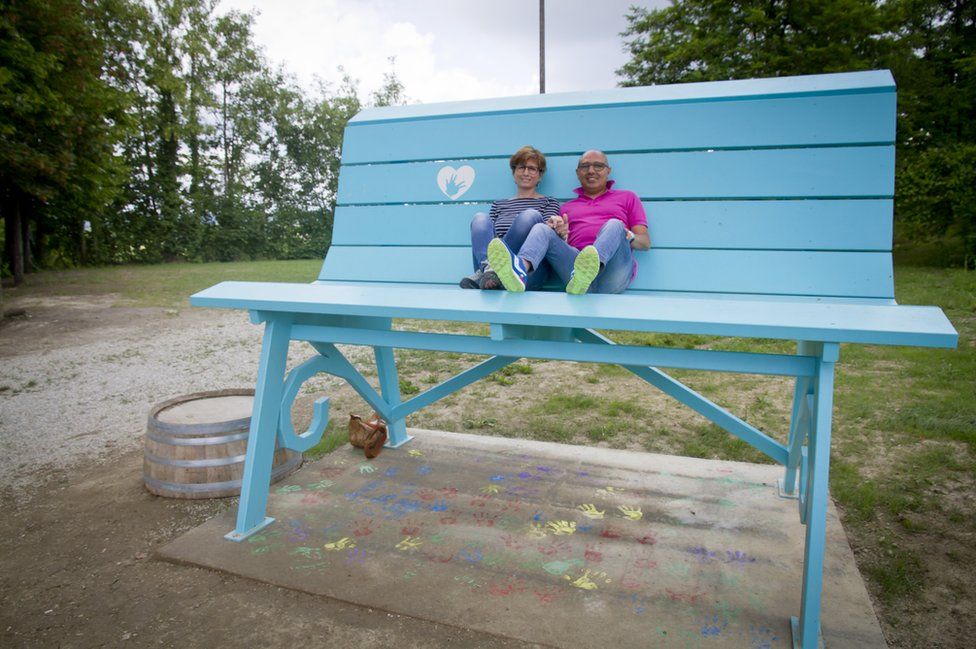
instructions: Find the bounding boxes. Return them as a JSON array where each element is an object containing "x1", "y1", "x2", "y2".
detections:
[
  {"x1": 630, "y1": 225, "x2": 651, "y2": 251},
  {"x1": 548, "y1": 214, "x2": 569, "y2": 240}
]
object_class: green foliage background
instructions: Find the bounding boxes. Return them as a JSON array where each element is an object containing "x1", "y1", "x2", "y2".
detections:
[
  {"x1": 618, "y1": 0, "x2": 975, "y2": 267},
  {"x1": 0, "y1": 0, "x2": 405, "y2": 279}
]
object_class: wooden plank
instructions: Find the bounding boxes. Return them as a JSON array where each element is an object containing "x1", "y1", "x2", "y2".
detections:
[
  {"x1": 331, "y1": 200, "x2": 893, "y2": 251},
  {"x1": 189, "y1": 280, "x2": 958, "y2": 348},
  {"x1": 348, "y1": 70, "x2": 895, "y2": 125},
  {"x1": 336, "y1": 146, "x2": 894, "y2": 205},
  {"x1": 318, "y1": 246, "x2": 894, "y2": 299},
  {"x1": 342, "y1": 92, "x2": 895, "y2": 164}
]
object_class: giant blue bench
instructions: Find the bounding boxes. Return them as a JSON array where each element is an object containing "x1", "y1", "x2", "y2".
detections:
[{"x1": 191, "y1": 70, "x2": 957, "y2": 648}]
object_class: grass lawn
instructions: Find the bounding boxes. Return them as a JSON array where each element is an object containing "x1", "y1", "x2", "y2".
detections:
[{"x1": 5, "y1": 259, "x2": 974, "y2": 645}]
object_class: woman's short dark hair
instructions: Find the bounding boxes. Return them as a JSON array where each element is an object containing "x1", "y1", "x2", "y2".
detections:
[{"x1": 510, "y1": 146, "x2": 546, "y2": 174}]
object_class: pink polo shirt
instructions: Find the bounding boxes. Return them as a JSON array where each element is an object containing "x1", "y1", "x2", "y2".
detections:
[{"x1": 561, "y1": 181, "x2": 648, "y2": 250}]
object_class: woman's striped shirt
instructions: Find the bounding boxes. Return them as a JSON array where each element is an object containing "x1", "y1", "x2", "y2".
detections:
[{"x1": 489, "y1": 196, "x2": 562, "y2": 238}]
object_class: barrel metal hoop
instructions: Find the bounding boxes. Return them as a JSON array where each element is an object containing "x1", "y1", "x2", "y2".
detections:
[
  {"x1": 143, "y1": 454, "x2": 302, "y2": 494},
  {"x1": 145, "y1": 431, "x2": 250, "y2": 447},
  {"x1": 145, "y1": 452, "x2": 247, "y2": 468}
]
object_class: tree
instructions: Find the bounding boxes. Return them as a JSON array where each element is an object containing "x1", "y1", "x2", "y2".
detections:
[
  {"x1": 618, "y1": 0, "x2": 888, "y2": 85},
  {"x1": 618, "y1": 0, "x2": 975, "y2": 266},
  {"x1": 1, "y1": 0, "x2": 123, "y2": 282}
]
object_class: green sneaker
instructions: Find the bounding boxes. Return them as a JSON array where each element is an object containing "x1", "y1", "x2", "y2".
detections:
[
  {"x1": 487, "y1": 238, "x2": 527, "y2": 292},
  {"x1": 566, "y1": 245, "x2": 600, "y2": 295}
]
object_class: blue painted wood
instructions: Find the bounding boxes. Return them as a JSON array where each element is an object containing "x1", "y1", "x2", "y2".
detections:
[
  {"x1": 336, "y1": 146, "x2": 894, "y2": 205},
  {"x1": 307, "y1": 343, "x2": 392, "y2": 420},
  {"x1": 332, "y1": 200, "x2": 893, "y2": 252},
  {"x1": 798, "y1": 344, "x2": 837, "y2": 648},
  {"x1": 277, "y1": 356, "x2": 331, "y2": 452},
  {"x1": 342, "y1": 91, "x2": 895, "y2": 163},
  {"x1": 288, "y1": 323, "x2": 819, "y2": 377},
  {"x1": 374, "y1": 346, "x2": 409, "y2": 446},
  {"x1": 349, "y1": 70, "x2": 895, "y2": 124},
  {"x1": 190, "y1": 281, "x2": 959, "y2": 348},
  {"x1": 319, "y1": 246, "x2": 894, "y2": 299},
  {"x1": 230, "y1": 315, "x2": 291, "y2": 541}
]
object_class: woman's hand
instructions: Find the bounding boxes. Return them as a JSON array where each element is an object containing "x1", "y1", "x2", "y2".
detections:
[{"x1": 548, "y1": 214, "x2": 569, "y2": 240}]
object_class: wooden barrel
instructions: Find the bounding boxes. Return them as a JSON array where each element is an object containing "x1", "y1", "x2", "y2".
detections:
[{"x1": 144, "y1": 389, "x2": 302, "y2": 499}]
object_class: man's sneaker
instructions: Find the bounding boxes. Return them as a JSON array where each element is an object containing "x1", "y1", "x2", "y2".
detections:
[
  {"x1": 459, "y1": 267, "x2": 484, "y2": 289},
  {"x1": 566, "y1": 245, "x2": 600, "y2": 295},
  {"x1": 487, "y1": 238, "x2": 527, "y2": 292}
]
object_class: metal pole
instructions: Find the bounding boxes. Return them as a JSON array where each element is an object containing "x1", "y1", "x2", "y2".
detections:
[{"x1": 539, "y1": 0, "x2": 545, "y2": 94}]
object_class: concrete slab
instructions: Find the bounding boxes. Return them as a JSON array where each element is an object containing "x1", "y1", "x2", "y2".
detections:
[{"x1": 159, "y1": 429, "x2": 886, "y2": 649}]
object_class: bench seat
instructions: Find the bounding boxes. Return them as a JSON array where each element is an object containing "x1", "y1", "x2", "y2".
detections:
[{"x1": 193, "y1": 280, "x2": 957, "y2": 348}]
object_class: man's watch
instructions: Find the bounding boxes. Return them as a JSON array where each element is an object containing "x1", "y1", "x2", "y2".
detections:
[{"x1": 625, "y1": 229, "x2": 635, "y2": 242}]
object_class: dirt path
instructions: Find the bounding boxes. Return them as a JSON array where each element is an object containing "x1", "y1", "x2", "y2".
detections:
[{"x1": 0, "y1": 297, "x2": 537, "y2": 648}]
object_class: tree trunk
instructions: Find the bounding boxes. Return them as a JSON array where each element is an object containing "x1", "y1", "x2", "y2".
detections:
[
  {"x1": 4, "y1": 190, "x2": 25, "y2": 286},
  {"x1": 21, "y1": 207, "x2": 32, "y2": 272}
]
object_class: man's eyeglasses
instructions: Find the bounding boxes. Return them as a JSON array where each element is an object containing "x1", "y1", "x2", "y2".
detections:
[
  {"x1": 515, "y1": 165, "x2": 540, "y2": 174},
  {"x1": 577, "y1": 162, "x2": 609, "y2": 171}
]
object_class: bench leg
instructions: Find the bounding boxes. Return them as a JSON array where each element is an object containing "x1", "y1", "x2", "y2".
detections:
[
  {"x1": 225, "y1": 316, "x2": 292, "y2": 542},
  {"x1": 793, "y1": 344, "x2": 837, "y2": 649},
  {"x1": 374, "y1": 346, "x2": 412, "y2": 447},
  {"x1": 782, "y1": 341, "x2": 816, "y2": 497}
]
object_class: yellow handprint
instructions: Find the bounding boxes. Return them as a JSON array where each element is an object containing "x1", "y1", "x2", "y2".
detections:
[
  {"x1": 526, "y1": 522, "x2": 548, "y2": 539},
  {"x1": 618, "y1": 505, "x2": 643, "y2": 521},
  {"x1": 546, "y1": 520, "x2": 577, "y2": 536},
  {"x1": 603, "y1": 486, "x2": 625, "y2": 494},
  {"x1": 565, "y1": 569, "x2": 611, "y2": 590},
  {"x1": 480, "y1": 484, "x2": 501, "y2": 494},
  {"x1": 407, "y1": 449, "x2": 425, "y2": 457},
  {"x1": 323, "y1": 537, "x2": 356, "y2": 551},
  {"x1": 396, "y1": 536, "x2": 423, "y2": 551},
  {"x1": 577, "y1": 503, "x2": 605, "y2": 519}
]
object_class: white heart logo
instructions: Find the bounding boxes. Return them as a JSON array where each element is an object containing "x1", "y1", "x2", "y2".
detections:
[{"x1": 437, "y1": 165, "x2": 475, "y2": 200}]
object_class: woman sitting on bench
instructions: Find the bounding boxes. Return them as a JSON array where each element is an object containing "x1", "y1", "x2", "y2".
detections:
[{"x1": 459, "y1": 145, "x2": 561, "y2": 290}]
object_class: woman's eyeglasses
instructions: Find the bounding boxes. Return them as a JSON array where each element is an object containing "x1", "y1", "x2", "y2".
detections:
[{"x1": 515, "y1": 165, "x2": 540, "y2": 174}]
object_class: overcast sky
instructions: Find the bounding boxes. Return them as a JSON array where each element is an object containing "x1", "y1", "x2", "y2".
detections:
[{"x1": 217, "y1": 0, "x2": 669, "y2": 104}]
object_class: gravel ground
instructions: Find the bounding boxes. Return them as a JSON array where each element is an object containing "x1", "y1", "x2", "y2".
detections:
[{"x1": 0, "y1": 298, "x2": 358, "y2": 498}]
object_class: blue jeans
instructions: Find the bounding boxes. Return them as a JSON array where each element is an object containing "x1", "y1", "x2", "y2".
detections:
[
  {"x1": 471, "y1": 209, "x2": 550, "y2": 289},
  {"x1": 518, "y1": 219, "x2": 635, "y2": 294}
]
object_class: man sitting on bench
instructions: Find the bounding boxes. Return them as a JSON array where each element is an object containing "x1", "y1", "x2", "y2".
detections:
[{"x1": 487, "y1": 150, "x2": 651, "y2": 294}]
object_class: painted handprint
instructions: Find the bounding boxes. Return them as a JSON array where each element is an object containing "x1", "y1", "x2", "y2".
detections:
[
  {"x1": 436, "y1": 165, "x2": 475, "y2": 200},
  {"x1": 546, "y1": 520, "x2": 577, "y2": 536},
  {"x1": 526, "y1": 522, "x2": 548, "y2": 539},
  {"x1": 618, "y1": 504, "x2": 643, "y2": 521},
  {"x1": 323, "y1": 537, "x2": 356, "y2": 551},
  {"x1": 445, "y1": 173, "x2": 467, "y2": 197},
  {"x1": 351, "y1": 518, "x2": 375, "y2": 537},
  {"x1": 396, "y1": 536, "x2": 423, "y2": 551},
  {"x1": 564, "y1": 568, "x2": 611, "y2": 591},
  {"x1": 578, "y1": 503, "x2": 606, "y2": 519}
]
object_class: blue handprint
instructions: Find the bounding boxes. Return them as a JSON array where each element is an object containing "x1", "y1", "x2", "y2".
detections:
[
  {"x1": 700, "y1": 615, "x2": 729, "y2": 637},
  {"x1": 445, "y1": 173, "x2": 467, "y2": 198}
]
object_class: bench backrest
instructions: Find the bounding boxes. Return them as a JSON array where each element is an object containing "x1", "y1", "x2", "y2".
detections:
[{"x1": 321, "y1": 70, "x2": 896, "y2": 303}]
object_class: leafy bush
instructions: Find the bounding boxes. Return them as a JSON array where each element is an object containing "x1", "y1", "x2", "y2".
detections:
[{"x1": 896, "y1": 145, "x2": 976, "y2": 268}]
